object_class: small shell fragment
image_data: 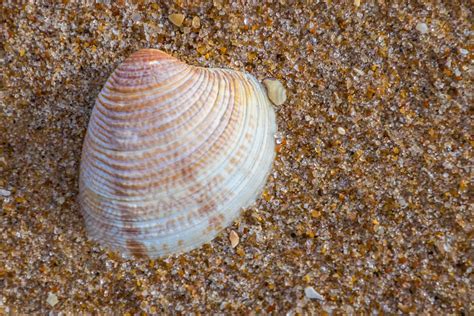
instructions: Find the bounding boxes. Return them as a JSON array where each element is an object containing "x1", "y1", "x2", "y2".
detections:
[
  {"x1": 168, "y1": 13, "x2": 185, "y2": 27},
  {"x1": 229, "y1": 230, "x2": 240, "y2": 248},
  {"x1": 304, "y1": 287, "x2": 324, "y2": 300},
  {"x1": 263, "y1": 78, "x2": 287, "y2": 106}
]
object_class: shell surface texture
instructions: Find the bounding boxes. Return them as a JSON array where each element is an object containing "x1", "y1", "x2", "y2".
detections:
[{"x1": 79, "y1": 49, "x2": 277, "y2": 258}]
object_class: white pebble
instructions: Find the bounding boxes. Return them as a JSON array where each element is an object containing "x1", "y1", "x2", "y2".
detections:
[
  {"x1": 263, "y1": 78, "x2": 287, "y2": 106},
  {"x1": 459, "y1": 48, "x2": 468, "y2": 55},
  {"x1": 47, "y1": 292, "x2": 59, "y2": 307},
  {"x1": 0, "y1": 188, "x2": 11, "y2": 197},
  {"x1": 416, "y1": 23, "x2": 428, "y2": 34},
  {"x1": 56, "y1": 196, "x2": 66, "y2": 205},
  {"x1": 305, "y1": 286, "x2": 325, "y2": 300},
  {"x1": 337, "y1": 127, "x2": 346, "y2": 135}
]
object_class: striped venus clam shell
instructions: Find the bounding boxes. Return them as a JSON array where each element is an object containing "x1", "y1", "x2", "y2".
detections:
[{"x1": 79, "y1": 49, "x2": 278, "y2": 258}]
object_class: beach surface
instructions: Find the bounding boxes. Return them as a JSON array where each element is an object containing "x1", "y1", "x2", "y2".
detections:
[{"x1": 1, "y1": 1, "x2": 472, "y2": 314}]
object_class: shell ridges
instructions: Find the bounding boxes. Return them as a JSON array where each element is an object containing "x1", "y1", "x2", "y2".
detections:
[{"x1": 79, "y1": 49, "x2": 277, "y2": 258}]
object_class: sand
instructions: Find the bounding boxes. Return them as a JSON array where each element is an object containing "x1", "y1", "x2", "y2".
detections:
[{"x1": 1, "y1": 1, "x2": 472, "y2": 314}]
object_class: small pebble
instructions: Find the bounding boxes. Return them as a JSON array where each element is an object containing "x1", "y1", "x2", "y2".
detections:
[
  {"x1": 263, "y1": 78, "x2": 287, "y2": 106},
  {"x1": 353, "y1": 67, "x2": 365, "y2": 76},
  {"x1": 229, "y1": 230, "x2": 239, "y2": 248},
  {"x1": 459, "y1": 48, "x2": 468, "y2": 55},
  {"x1": 168, "y1": 13, "x2": 185, "y2": 27},
  {"x1": 304, "y1": 286, "x2": 324, "y2": 300},
  {"x1": 416, "y1": 22, "x2": 429, "y2": 34},
  {"x1": 354, "y1": 0, "x2": 361, "y2": 7},
  {"x1": 0, "y1": 188, "x2": 11, "y2": 197},
  {"x1": 192, "y1": 16, "x2": 201, "y2": 29},
  {"x1": 46, "y1": 292, "x2": 58, "y2": 307},
  {"x1": 56, "y1": 196, "x2": 66, "y2": 205},
  {"x1": 337, "y1": 127, "x2": 346, "y2": 135}
]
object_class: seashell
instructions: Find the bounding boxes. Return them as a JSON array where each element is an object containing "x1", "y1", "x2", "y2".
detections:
[{"x1": 79, "y1": 49, "x2": 277, "y2": 258}]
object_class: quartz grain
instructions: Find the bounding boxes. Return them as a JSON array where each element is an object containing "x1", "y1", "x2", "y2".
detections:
[{"x1": 168, "y1": 13, "x2": 185, "y2": 27}]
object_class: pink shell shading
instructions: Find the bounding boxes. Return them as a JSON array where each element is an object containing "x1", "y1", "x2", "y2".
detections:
[{"x1": 79, "y1": 49, "x2": 277, "y2": 258}]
